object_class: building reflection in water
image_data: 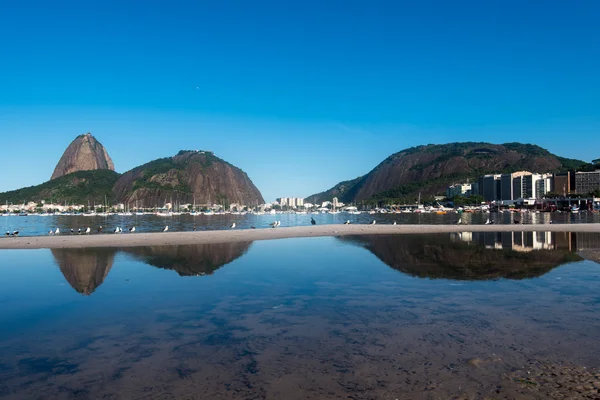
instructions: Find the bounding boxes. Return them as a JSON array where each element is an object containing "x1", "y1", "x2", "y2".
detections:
[{"x1": 451, "y1": 231, "x2": 600, "y2": 253}]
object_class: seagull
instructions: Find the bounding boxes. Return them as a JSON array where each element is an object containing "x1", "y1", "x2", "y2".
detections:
[
  {"x1": 48, "y1": 230, "x2": 54, "y2": 236},
  {"x1": 55, "y1": 227, "x2": 60, "y2": 235},
  {"x1": 85, "y1": 227, "x2": 91, "y2": 234},
  {"x1": 129, "y1": 226, "x2": 136, "y2": 233},
  {"x1": 4, "y1": 231, "x2": 9, "y2": 237},
  {"x1": 370, "y1": 220, "x2": 376, "y2": 225},
  {"x1": 193, "y1": 226, "x2": 197, "y2": 231},
  {"x1": 230, "y1": 222, "x2": 236, "y2": 229},
  {"x1": 485, "y1": 218, "x2": 491, "y2": 225},
  {"x1": 393, "y1": 221, "x2": 397, "y2": 225},
  {"x1": 277, "y1": 221, "x2": 281, "y2": 226},
  {"x1": 163, "y1": 226, "x2": 169, "y2": 232},
  {"x1": 344, "y1": 220, "x2": 350, "y2": 224},
  {"x1": 269, "y1": 221, "x2": 277, "y2": 228},
  {"x1": 97, "y1": 226, "x2": 103, "y2": 233},
  {"x1": 70, "y1": 228, "x2": 74, "y2": 235},
  {"x1": 113, "y1": 227, "x2": 120, "y2": 234},
  {"x1": 78, "y1": 228, "x2": 81, "y2": 235},
  {"x1": 12, "y1": 231, "x2": 19, "y2": 237},
  {"x1": 311, "y1": 217, "x2": 316, "y2": 225},
  {"x1": 457, "y1": 218, "x2": 462, "y2": 225}
]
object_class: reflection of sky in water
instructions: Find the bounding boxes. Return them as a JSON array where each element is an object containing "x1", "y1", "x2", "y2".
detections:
[{"x1": 0, "y1": 235, "x2": 599, "y2": 399}]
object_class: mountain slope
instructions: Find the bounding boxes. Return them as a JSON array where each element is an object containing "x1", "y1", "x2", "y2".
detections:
[
  {"x1": 308, "y1": 142, "x2": 588, "y2": 203},
  {"x1": 0, "y1": 170, "x2": 120, "y2": 205},
  {"x1": 51, "y1": 133, "x2": 115, "y2": 180},
  {"x1": 113, "y1": 150, "x2": 264, "y2": 207},
  {"x1": 304, "y1": 176, "x2": 362, "y2": 205}
]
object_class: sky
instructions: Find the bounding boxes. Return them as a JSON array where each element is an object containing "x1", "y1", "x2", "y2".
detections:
[{"x1": 1, "y1": 0, "x2": 599, "y2": 202}]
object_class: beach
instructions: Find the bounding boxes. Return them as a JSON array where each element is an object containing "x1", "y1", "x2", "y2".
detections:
[{"x1": 1, "y1": 223, "x2": 599, "y2": 249}]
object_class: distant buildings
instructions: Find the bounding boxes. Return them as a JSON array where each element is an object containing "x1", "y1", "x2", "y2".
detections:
[
  {"x1": 450, "y1": 169, "x2": 600, "y2": 203},
  {"x1": 276, "y1": 197, "x2": 305, "y2": 208}
]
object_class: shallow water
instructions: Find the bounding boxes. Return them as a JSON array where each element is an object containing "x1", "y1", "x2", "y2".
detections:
[
  {"x1": 1, "y1": 210, "x2": 599, "y2": 237},
  {"x1": 0, "y1": 233, "x2": 599, "y2": 399}
]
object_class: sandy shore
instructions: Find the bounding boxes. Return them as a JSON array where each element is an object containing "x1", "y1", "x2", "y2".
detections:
[{"x1": 0, "y1": 223, "x2": 599, "y2": 250}]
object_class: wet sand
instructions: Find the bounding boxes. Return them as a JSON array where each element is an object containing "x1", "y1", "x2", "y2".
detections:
[{"x1": 1, "y1": 223, "x2": 599, "y2": 249}]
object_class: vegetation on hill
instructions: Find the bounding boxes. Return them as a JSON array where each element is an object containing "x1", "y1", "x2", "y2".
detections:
[
  {"x1": 113, "y1": 150, "x2": 264, "y2": 207},
  {"x1": 0, "y1": 170, "x2": 120, "y2": 205},
  {"x1": 304, "y1": 176, "x2": 363, "y2": 205},
  {"x1": 307, "y1": 142, "x2": 590, "y2": 205}
]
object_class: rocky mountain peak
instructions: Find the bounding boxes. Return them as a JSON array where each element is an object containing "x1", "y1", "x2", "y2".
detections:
[{"x1": 51, "y1": 133, "x2": 115, "y2": 180}]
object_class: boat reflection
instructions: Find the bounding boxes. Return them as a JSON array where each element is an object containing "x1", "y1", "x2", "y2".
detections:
[{"x1": 338, "y1": 232, "x2": 599, "y2": 280}]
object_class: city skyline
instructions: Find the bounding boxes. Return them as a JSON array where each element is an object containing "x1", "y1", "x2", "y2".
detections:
[{"x1": 1, "y1": 1, "x2": 600, "y2": 201}]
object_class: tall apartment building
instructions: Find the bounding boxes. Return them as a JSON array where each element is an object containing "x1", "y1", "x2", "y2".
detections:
[
  {"x1": 575, "y1": 171, "x2": 600, "y2": 194},
  {"x1": 478, "y1": 174, "x2": 501, "y2": 201},
  {"x1": 553, "y1": 171, "x2": 575, "y2": 195}
]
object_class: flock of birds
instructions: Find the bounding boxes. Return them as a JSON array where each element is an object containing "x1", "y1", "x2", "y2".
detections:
[{"x1": 7, "y1": 216, "x2": 544, "y2": 238}]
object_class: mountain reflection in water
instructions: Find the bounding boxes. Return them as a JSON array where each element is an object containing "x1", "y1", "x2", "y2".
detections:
[
  {"x1": 50, "y1": 232, "x2": 600, "y2": 295},
  {"x1": 338, "y1": 231, "x2": 600, "y2": 280},
  {"x1": 51, "y1": 248, "x2": 115, "y2": 295},
  {"x1": 51, "y1": 242, "x2": 253, "y2": 295},
  {"x1": 122, "y1": 242, "x2": 253, "y2": 276}
]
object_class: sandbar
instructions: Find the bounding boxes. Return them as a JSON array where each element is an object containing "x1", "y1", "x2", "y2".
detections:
[{"x1": 0, "y1": 223, "x2": 599, "y2": 250}]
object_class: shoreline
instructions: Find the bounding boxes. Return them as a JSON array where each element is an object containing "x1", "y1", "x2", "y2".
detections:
[{"x1": 0, "y1": 224, "x2": 599, "y2": 250}]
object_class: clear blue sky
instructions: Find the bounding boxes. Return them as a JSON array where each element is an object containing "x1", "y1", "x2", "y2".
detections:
[{"x1": 1, "y1": 0, "x2": 599, "y2": 202}]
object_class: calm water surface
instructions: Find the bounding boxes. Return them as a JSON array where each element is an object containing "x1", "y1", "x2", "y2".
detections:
[
  {"x1": 2, "y1": 210, "x2": 600, "y2": 237},
  {"x1": 0, "y1": 233, "x2": 599, "y2": 399}
]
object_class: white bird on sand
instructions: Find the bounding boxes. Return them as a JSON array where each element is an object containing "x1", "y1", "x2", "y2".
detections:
[
  {"x1": 129, "y1": 226, "x2": 136, "y2": 233},
  {"x1": 457, "y1": 218, "x2": 462, "y2": 225},
  {"x1": 370, "y1": 220, "x2": 376, "y2": 225},
  {"x1": 12, "y1": 231, "x2": 19, "y2": 236},
  {"x1": 48, "y1": 230, "x2": 54, "y2": 236},
  {"x1": 55, "y1": 227, "x2": 60, "y2": 235},
  {"x1": 230, "y1": 222, "x2": 236, "y2": 229},
  {"x1": 78, "y1": 228, "x2": 81, "y2": 234},
  {"x1": 344, "y1": 220, "x2": 350, "y2": 224},
  {"x1": 277, "y1": 221, "x2": 281, "y2": 226},
  {"x1": 163, "y1": 226, "x2": 169, "y2": 232},
  {"x1": 113, "y1": 227, "x2": 121, "y2": 234},
  {"x1": 85, "y1": 227, "x2": 91, "y2": 234},
  {"x1": 70, "y1": 228, "x2": 74, "y2": 234},
  {"x1": 485, "y1": 218, "x2": 491, "y2": 225},
  {"x1": 4, "y1": 231, "x2": 9, "y2": 236},
  {"x1": 393, "y1": 221, "x2": 397, "y2": 225}
]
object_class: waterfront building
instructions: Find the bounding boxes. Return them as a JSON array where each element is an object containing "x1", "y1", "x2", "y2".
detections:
[
  {"x1": 553, "y1": 171, "x2": 576, "y2": 195},
  {"x1": 446, "y1": 183, "x2": 472, "y2": 199},
  {"x1": 478, "y1": 174, "x2": 501, "y2": 201},
  {"x1": 575, "y1": 171, "x2": 600, "y2": 194}
]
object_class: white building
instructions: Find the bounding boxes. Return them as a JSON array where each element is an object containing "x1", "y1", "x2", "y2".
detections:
[{"x1": 446, "y1": 183, "x2": 472, "y2": 199}]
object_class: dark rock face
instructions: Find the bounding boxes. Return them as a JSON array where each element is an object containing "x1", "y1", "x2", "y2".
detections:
[
  {"x1": 113, "y1": 151, "x2": 264, "y2": 207},
  {"x1": 51, "y1": 248, "x2": 115, "y2": 295},
  {"x1": 308, "y1": 142, "x2": 586, "y2": 203},
  {"x1": 51, "y1": 133, "x2": 115, "y2": 180}
]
